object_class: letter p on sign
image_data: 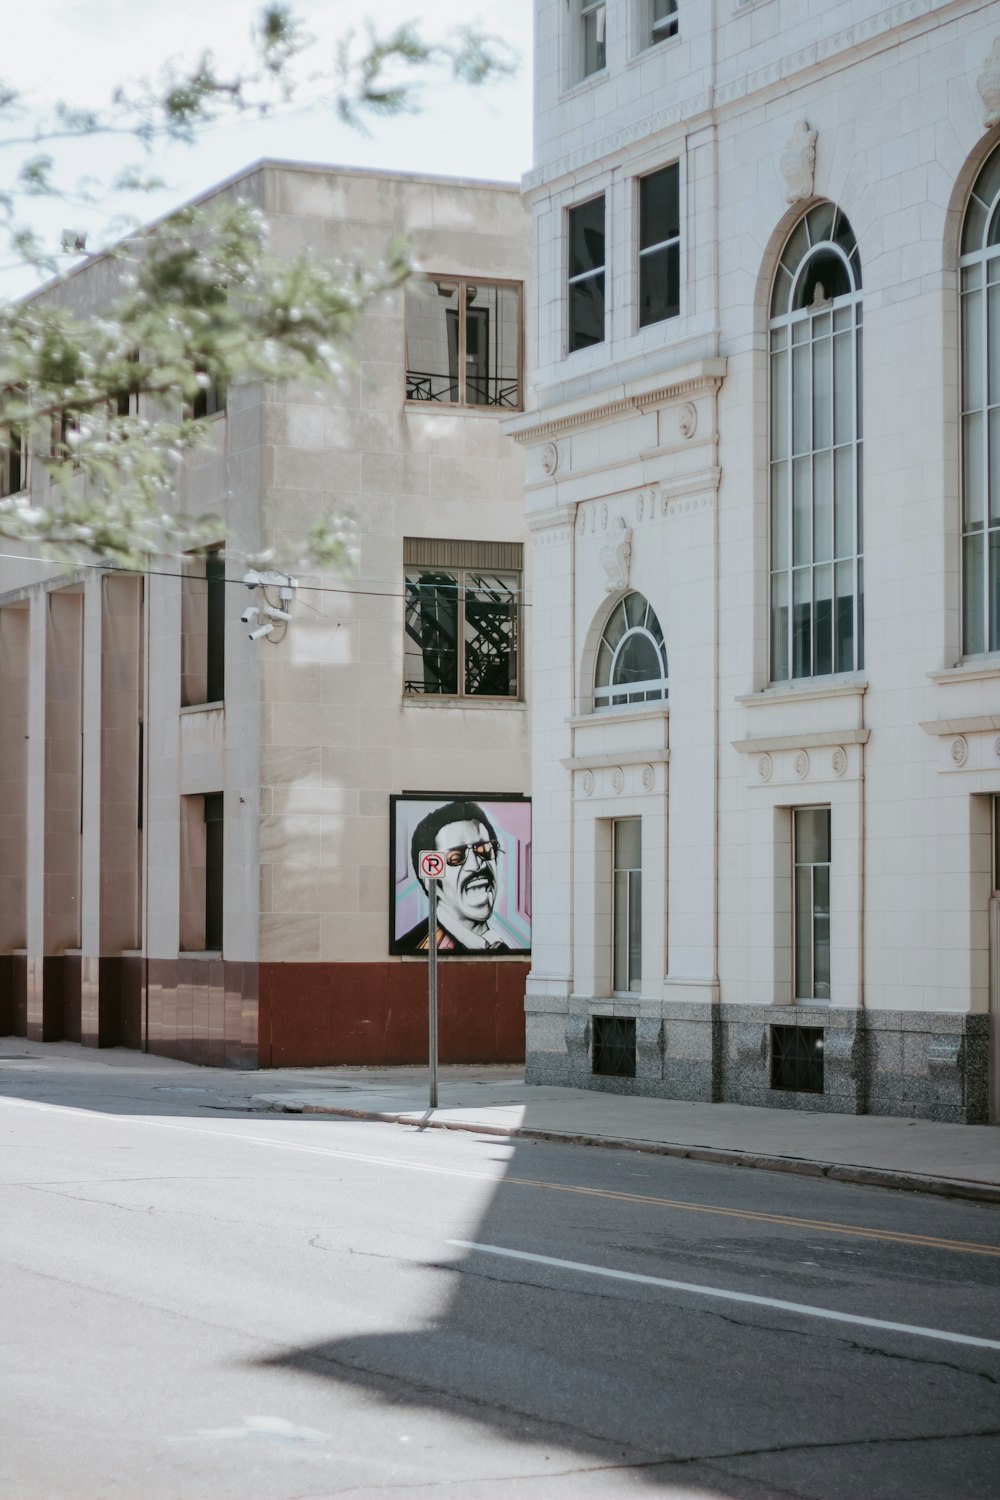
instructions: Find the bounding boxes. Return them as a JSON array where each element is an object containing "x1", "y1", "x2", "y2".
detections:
[{"x1": 419, "y1": 850, "x2": 446, "y2": 880}]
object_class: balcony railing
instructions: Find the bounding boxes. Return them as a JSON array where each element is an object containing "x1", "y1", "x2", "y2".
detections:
[{"x1": 405, "y1": 369, "x2": 520, "y2": 408}]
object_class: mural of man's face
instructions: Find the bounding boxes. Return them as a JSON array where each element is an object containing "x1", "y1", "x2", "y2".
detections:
[{"x1": 432, "y1": 818, "x2": 499, "y2": 928}]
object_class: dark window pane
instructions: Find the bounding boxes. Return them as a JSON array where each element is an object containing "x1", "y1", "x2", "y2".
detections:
[
  {"x1": 640, "y1": 165, "x2": 679, "y2": 250},
  {"x1": 613, "y1": 632, "x2": 661, "y2": 686},
  {"x1": 206, "y1": 552, "x2": 225, "y2": 704},
  {"x1": 406, "y1": 279, "x2": 459, "y2": 403},
  {"x1": 795, "y1": 250, "x2": 851, "y2": 309},
  {"x1": 464, "y1": 571, "x2": 518, "y2": 696},
  {"x1": 204, "y1": 793, "x2": 224, "y2": 952},
  {"x1": 404, "y1": 570, "x2": 459, "y2": 694},
  {"x1": 639, "y1": 243, "x2": 680, "y2": 327},
  {"x1": 569, "y1": 198, "x2": 605, "y2": 280},
  {"x1": 569, "y1": 273, "x2": 605, "y2": 351}
]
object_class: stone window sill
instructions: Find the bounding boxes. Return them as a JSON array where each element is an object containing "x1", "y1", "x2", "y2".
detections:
[{"x1": 737, "y1": 675, "x2": 867, "y2": 708}]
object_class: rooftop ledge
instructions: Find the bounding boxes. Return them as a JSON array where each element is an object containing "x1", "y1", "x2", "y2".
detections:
[{"x1": 504, "y1": 358, "x2": 727, "y2": 444}]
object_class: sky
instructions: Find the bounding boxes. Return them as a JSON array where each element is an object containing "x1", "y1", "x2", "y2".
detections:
[{"x1": 3, "y1": 0, "x2": 533, "y2": 297}]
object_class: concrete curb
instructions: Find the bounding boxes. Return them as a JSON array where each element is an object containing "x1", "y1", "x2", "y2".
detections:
[{"x1": 271, "y1": 1101, "x2": 1000, "y2": 1206}]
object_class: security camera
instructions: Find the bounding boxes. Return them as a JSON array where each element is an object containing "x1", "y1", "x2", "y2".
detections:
[
  {"x1": 248, "y1": 622, "x2": 274, "y2": 641},
  {"x1": 262, "y1": 605, "x2": 292, "y2": 623},
  {"x1": 240, "y1": 606, "x2": 260, "y2": 625},
  {"x1": 242, "y1": 569, "x2": 261, "y2": 591}
]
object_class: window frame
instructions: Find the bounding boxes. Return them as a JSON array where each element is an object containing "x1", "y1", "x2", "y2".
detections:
[
  {"x1": 637, "y1": 162, "x2": 681, "y2": 330},
  {"x1": 646, "y1": 0, "x2": 679, "y2": 49},
  {"x1": 593, "y1": 592, "x2": 669, "y2": 711},
  {"x1": 579, "y1": 0, "x2": 607, "y2": 80},
  {"x1": 768, "y1": 203, "x2": 864, "y2": 685},
  {"x1": 180, "y1": 546, "x2": 226, "y2": 709},
  {"x1": 567, "y1": 195, "x2": 607, "y2": 355},
  {"x1": 0, "y1": 424, "x2": 27, "y2": 499},
  {"x1": 959, "y1": 147, "x2": 1000, "y2": 658},
  {"x1": 793, "y1": 806, "x2": 831, "y2": 1003},
  {"x1": 403, "y1": 538, "x2": 523, "y2": 703},
  {"x1": 404, "y1": 276, "x2": 523, "y2": 412},
  {"x1": 612, "y1": 817, "x2": 642, "y2": 995}
]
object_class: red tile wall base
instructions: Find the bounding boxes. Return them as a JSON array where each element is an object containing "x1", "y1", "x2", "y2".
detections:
[
  {"x1": 1, "y1": 956, "x2": 528, "y2": 1070},
  {"x1": 259, "y1": 960, "x2": 528, "y2": 1068}
]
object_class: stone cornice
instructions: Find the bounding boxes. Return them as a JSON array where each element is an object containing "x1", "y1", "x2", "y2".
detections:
[{"x1": 506, "y1": 360, "x2": 726, "y2": 446}]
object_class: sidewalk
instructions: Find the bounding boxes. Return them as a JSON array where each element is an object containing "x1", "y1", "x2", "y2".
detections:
[{"x1": 254, "y1": 1067, "x2": 1000, "y2": 1206}]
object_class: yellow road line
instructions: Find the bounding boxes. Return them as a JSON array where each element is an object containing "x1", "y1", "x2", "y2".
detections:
[
  {"x1": 497, "y1": 1174, "x2": 1000, "y2": 1257},
  {"x1": 4, "y1": 1095, "x2": 997, "y2": 1258}
]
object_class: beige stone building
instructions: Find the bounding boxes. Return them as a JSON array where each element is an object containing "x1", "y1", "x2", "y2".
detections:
[{"x1": 0, "y1": 161, "x2": 532, "y2": 1068}]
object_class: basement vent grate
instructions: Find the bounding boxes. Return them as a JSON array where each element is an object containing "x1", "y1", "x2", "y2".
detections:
[
  {"x1": 770, "y1": 1024, "x2": 824, "y2": 1094},
  {"x1": 592, "y1": 1016, "x2": 636, "y2": 1078}
]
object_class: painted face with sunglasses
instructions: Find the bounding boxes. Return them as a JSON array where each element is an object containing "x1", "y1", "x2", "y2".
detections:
[{"x1": 432, "y1": 818, "x2": 502, "y2": 947}]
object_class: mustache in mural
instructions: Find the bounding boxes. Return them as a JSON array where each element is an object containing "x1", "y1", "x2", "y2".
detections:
[{"x1": 460, "y1": 865, "x2": 496, "y2": 900}]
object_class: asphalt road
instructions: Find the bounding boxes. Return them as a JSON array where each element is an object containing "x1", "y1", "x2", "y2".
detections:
[{"x1": 1, "y1": 1058, "x2": 998, "y2": 1500}]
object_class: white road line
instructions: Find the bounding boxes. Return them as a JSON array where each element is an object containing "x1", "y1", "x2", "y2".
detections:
[{"x1": 448, "y1": 1240, "x2": 1000, "y2": 1352}]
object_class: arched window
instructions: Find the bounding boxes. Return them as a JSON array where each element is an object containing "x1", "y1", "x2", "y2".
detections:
[
  {"x1": 960, "y1": 148, "x2": 1000, "y2": 655},
  {"x1": 769, "y1": 203, "x2": 863, "y2": 681},
  {"x1": 594, "y1": 592, "x2": 668, "y2": 709}
]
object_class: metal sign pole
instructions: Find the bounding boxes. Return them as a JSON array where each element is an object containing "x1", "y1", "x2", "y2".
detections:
[{"x1": 428, "y1": 877, "x2": 439, "y2": 1110}]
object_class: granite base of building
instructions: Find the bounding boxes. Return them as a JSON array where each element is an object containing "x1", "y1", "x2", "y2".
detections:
[
  {"x1": 1, "y1": 957, "x2": 529, "y2": 1069},
  {"x1": 525, "y1": 998, "x2": 991, "y2": 1124}
]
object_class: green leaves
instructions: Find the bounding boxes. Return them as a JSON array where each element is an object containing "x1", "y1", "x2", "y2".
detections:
[{"x1": 0, "y1": 4, "x2": 517, "y2": 566}]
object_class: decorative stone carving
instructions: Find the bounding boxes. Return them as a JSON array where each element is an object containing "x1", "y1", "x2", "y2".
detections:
[
  {"x1": 600, "y1": 503, "x2": 609, "y2": 532},
  {"x1": 641, "y1": 764, "x2": 655, "y2": 792},
  {"x1": 600, "y1": 515, "x2": 632, "y2": 594},
  {"x1": 780, "y1": 120, "x2": 817, "y2": 205},
  {"x1": 581, "y1": 769, "x2": 594, "y2": 797},
  {"x1": 994, "y1": 735, "x2": 1000, "y2": 761},
  {"x1": 678, "y1": 401, "x2": 698, "y2": 439},
  {"x1": 636, "y1": 490, "x2": 646, "y2": 522},
  {"x1": 541, "y1": 441, "x2": 559, "y2": 477},
  {"x1": 951, "y1": 736, "x2": 969, "y2": 768},
  {"x1": 977, "y1": 37, "x2": 1000, "y2": 129},
  {"x1": 794, "y1": 750, "x2": 810, "y2": 779},
  {"x1": 611, "y1": 767, "x2": 625, "y2": 794},
  {"x1": 757, "y1": 753, "x2": 773, "y2": 782},
  {"x1": 832, "y1": 746, "x2": 847, "y2": 778}
]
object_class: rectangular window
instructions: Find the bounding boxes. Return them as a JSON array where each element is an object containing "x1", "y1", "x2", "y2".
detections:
[
  {"x1": 111, "y1": 350, "x2": 140, "y2": 418},
  {"x1": 181, "y1": 549, "x2": 225, "y2": 707},
  {"x1": 613, "y1": 818, "x2": 642, "y2": 993},
  {"x1": 568, "y1": 197, "x2": 606, "y2": 352},
  {"x1": 647, "y1": 0, "x2": 678, "y2": 47},
  {"x1": 179, "y1": 792, "x2": 223, "y2": 952},
  {"x1": 581, "y1": 0, "x2": 606, "y2": 77},
  {"x1": 405, "y1": 278, "x2": 521, "y2": 409},
  {"x1": 404, "y1": 538, "x2": 522, "y2": 699},
  {"x1": 793, "y1": 807, "x2": 831, "y2": 1001},
  {"x1": 190, "y1": 377, "x2": 226, "y2": 421},
  {"x1": 0, "y1": 427, "x2": 25, "y2": 497},
  {"x1": 638, "y1": 165, "x2": 680, "y2": 328},
  {"x1": 203, "y1": 792, "x2": 224, "y2": 952}
]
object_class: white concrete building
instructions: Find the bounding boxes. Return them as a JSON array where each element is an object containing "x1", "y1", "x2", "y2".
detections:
[
  {"x1": 507, "y1": 0, "x2": 1000, "y2": 1122},
  {"x1": 0, "y1": 162, "x2": 532, "y2": 1068}
]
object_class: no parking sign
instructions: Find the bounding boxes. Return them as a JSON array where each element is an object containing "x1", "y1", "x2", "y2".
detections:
[{"x1": 418, "y1": 850, "x2": 445, "y2": 1108}]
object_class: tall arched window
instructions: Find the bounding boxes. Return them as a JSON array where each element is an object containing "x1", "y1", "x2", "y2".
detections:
[
  {"x1": 594, "y1": 592, "x2": 668, "y2": 709},
  {"x1": 960, "y1": 148, "x2": 1000, "y2": 655},
  {"x1": 769, "y1": 203, "x2": 863, "y2": 681}
]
